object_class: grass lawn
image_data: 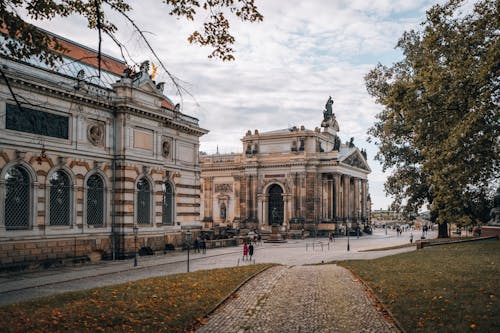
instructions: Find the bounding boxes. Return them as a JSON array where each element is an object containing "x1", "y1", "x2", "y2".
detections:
[
  {"x1": 338, "y1": 240, "x2": 500, "y2": 332},
  {"x1": 0, "y1": 264, "x2": 273, "y2": 333}
]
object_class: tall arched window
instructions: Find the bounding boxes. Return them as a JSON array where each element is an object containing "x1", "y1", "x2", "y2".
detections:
[
  {"x1": 162, "y1": 181, "x2": 174, "y2": 225},
  {"x1": 137, "y1": 177, "x2": 151, "y2": 225},
  {"x1": 49, "y1": 170, "x2": 71, "y2": 226},
  {"x1": 87, "y1": 174, "x2": 105, "y2": 226},
  {"x1": 268, "y1": 184, "x2": 284, "y2": 225},
  {"x1": 4, "y1": 165, "x2": 31, "y2": 230}
]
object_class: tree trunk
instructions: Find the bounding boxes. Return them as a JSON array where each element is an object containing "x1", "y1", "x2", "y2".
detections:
[{"x1": 438, "y1": 221, "x2": 449, "y2": 238}]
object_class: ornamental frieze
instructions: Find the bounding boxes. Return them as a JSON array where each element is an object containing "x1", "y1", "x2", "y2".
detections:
[{"x1": 215, "y1": 183, "x2": 232, "y2": 193}]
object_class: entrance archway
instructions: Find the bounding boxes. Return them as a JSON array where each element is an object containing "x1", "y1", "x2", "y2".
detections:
[{"x1": 267, "y1": 184, "x2": 284, "y2": 225}]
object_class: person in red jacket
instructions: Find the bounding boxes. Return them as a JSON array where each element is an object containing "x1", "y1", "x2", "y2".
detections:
[{"x1": 243, "y1": 241, "x2": 249, "y2": 260}]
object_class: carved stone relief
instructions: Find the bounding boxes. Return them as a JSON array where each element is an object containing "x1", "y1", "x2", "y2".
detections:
[
  {"x1": 162, "y1": 139, "x2": 172, "y2": 158},
  {"x1": 87, "y1": 121, "x2": 105, "y2": 146},
  {"x1": 215, "y1": 183, "x2": 232, "y2": 193}
]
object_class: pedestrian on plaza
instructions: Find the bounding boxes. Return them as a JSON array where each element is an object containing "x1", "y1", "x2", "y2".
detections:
[
  {"x1": 329, "y1": 232, "x2": 333, "y2": 243},
  {"x1": 257, "y1": 233, "x2": 262, "y2": 245},
  {"x1": 243, "y1": 241, "x2": 249, "y2": 260},
  {"x1": 249, "y1": 242, "x2": 254, "y2": 260},
  {"x1": 194, "y1": 237, "x2": 200, "y2": 253},
  {"x1": 201, "y1": 237, "x2": 207, "y2": 254},
  {"x1": 410, "y1": 233, "x2": 413, "y2": 244}
]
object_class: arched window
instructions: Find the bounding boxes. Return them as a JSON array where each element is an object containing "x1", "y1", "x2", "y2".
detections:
[
  {"x1": 87, "y1": 174, "x2": 105, "y2": 226},
  {"x1": 137, "y1": 177, "x2": 151, "y2": 225},
  {"x1": 4, "y1": 165, "x2": 31, "y2": 230},
  {"x1": 49, "y1": 170, "x2": 71, "y2": 226},
  {"x1": 162, "y1": 181, "x2": 174, "y2": 225},
  {"x1": 268, "y1": 184, "x2": 284, "y2": 225}
]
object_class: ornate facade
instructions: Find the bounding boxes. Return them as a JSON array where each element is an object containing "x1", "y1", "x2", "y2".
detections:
[
  {"x1": 0, "y1": 33, "x2": 207, "y2": 269},
  {"x1": 200, "y1": 97, "x2": 371, "y2": 234}
]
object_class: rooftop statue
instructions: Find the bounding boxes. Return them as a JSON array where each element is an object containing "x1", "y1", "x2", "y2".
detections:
[
  {"x1": 323, "y1": 96, "x2": 334, "y2": 121},
  {"x1": 321, "y1": 96, "x2": 339, "y2": 131}
]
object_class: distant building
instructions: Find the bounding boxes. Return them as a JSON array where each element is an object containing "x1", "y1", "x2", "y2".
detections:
[
  {"x1": 200, "y1": 98, "x2": 371, "y2": 234},
  {"x1": 0, "y1": 32, "x2": 207, "y2": 269},
  {"x1": 370, "y1": 210, "x2": 403, "y2": 226}
]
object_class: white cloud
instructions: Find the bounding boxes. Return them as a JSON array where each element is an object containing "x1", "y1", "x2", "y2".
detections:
[{"x1": 18, "y1": 0, "x2": 452, "y2": 210}]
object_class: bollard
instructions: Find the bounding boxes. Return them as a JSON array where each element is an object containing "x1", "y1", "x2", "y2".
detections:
[{"x1": 237, "y1": 258, "x2": 240, "y2": 266}]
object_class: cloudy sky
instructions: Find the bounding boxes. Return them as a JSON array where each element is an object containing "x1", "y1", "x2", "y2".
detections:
[{"x1": 27, "y1": 0, "x2": 451, "y2": 210}]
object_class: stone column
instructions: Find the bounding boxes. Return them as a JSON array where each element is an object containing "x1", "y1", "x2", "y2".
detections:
[
  {"x1": 361, "y1": 179, "x2": 367, "y2": 220},
  {"x1": 343, "y1": 175, "x2": 350, "y2": 220},
  {"x1": 204, "y1": 176, "x2": 213, "y2": 219},
  {"x1": 251, "y1": 175, "x2": 258, "y2": 221},
  {"x1": 233, "y1": 176, "x2": 241, "y2": 220},
  {"x1": 334, "y1": 174, "x2": 340, "y2": 220},
  {"x1": 263, "y1": 195, "x2": 269, "y2": 227},
  {"x1": 245, "y1": 175, "x2": 251, "y2": 220},
  {"x1": 353, "y1": 177, "x2": 360, "y2": 221},
  {"x1": 257, "y1": 193, "x2": 264, "y2": 227},
  {"x1": 322, "y1": 178, "x2": 328, "y2": 220},
  {"x1": 283, "y1": 193, "x2": 292, "y2": 230}
]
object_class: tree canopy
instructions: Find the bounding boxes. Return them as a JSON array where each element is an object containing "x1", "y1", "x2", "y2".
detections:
[
  {"x1": 0, "y1": 0, "x2": 263, "y2": 67},
  {"x1": 365, "y1": 0, "x2": 499, "y2": 233}
]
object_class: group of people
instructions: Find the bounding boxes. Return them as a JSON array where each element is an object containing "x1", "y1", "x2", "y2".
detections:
[
  {"x1": 193, "y1": 237, "x2": 207, "y2": 254},
  {"x1": 242, "y1": 241, "x2": 255, "y2": 261}
]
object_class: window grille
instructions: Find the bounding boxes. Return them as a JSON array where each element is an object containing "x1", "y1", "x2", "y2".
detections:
[
  {"x1": 49, "y1": 170, "x2": 71, "y2": 226},
  {"x1": 162, "y1": 181, "x2": 174, "y2": 225},
  {"x1": 87, "y1": 174, "x2": 104, "y2": 226},
  {"x1": 137, "y1": 178, "x2": 151, "y2": 225},
  {"x1": 4, "y1": 166, "x2": 30, "y2": 230}
]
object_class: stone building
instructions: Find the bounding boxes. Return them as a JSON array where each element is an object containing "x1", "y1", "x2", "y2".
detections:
[
  {"x1": 200, "y1": 97, "x2": 371, "y2": 235},
  {"x1": 0, "y1": 33, "x2": 207, "y2": 269}
]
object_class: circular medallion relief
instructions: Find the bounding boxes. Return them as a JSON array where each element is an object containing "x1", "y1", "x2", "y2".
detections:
[{"x1": 87, "y1": 123, "x2": 104, "y2": 146}]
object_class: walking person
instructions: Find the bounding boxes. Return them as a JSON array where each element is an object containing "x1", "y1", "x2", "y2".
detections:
[
  {"x1": 249, "y1": 242, "x2": 254, "y2": 261},
  {"x1": 243, "y1": 241, "x2": 249, "y2": 261},
  {"x1": 201, "y1": 237, "x2": 206, "y2": 254},
  {"x1": 194, "y1": 237, "x2": 200, "y2": 253},
  {"x1": 329, "y1": 232, "x2": 333, "y2": 243}
]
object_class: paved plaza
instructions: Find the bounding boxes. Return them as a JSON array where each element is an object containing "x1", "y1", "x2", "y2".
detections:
[
  {"x1": 0, "y1": 229, "x2": 434, "y2": 331},
  {"x1": 197, "y1": 265, "x2": 398, "y2": 333}
]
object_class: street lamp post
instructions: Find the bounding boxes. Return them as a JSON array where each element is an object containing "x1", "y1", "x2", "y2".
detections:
[
  {"x1": 357, "y1": 208, "x2": 361, "y2": 239},
  {"x1": 133, "y1": 225, "x2": 138, "y2": 267},
  {"x1": 185, "y1": 230, "x2": 192, "y2": 272},
  {"x1": 347, "y1": 222, "x2": 350, "y2": 251}
]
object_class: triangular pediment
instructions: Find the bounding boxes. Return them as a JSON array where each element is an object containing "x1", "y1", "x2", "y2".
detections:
[
  {"x1": 136, "y1": 79, "x2": 161, "y2": 94},
  {"x1": 341, "y1": 150, "x2": 371, "y2": 171}
]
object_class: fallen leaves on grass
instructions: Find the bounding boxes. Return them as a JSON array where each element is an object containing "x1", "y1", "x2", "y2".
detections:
[
  {"x1": 339, "y1": 241, "x2": 500, "y2": 332},
  {"x1": 0, "y1": 264, "x2": 273, "y2": 333}
]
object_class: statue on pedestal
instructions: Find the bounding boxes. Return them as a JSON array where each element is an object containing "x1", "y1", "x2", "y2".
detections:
[{"x1": 321, "y1": 96, "x2": 339, "y2": 131}]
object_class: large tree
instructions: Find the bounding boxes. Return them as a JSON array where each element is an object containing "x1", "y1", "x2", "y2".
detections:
[
  {"x1": 1, "y1": 0, "x2": 263, "y2": 73},
  {"x1": 365, "y1": 0, "x2": 499, "y2": 237}
]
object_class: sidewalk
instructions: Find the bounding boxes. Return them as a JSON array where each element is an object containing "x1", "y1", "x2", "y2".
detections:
[{"x1": 0, "y1": 230, "x2": 427, "y2": 306}]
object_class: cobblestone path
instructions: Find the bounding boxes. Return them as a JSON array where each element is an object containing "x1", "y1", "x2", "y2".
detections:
[{"x1": 197, "y1": 265, "x2": 399, "y2": 333}]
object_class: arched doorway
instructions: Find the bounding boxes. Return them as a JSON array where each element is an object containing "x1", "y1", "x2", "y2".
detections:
[{"x1": 267, "y1": 184, "x2": 283, "y2": 225}]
